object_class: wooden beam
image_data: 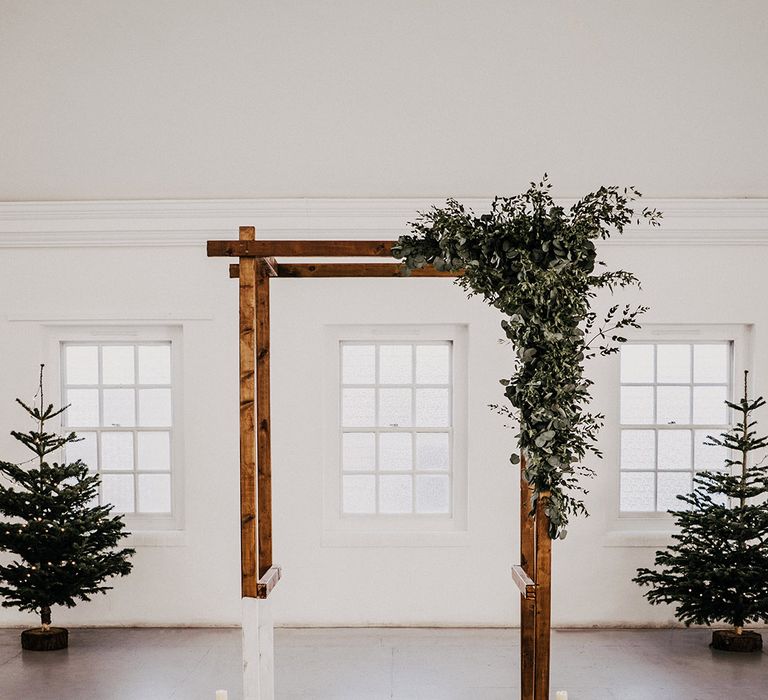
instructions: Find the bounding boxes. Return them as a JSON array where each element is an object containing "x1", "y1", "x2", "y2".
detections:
[
  {"x1": 520, "y1": 454, "x2": 536, "y2": 700},
  {"x1": 256, "y1": 565, "x2": 282, "y2": 599},
  {"x1": 238, "y1": 227, "x2": 258, "y2": 598},
  {"x1": 255, "y1": 258, "x2": 273, "y2": 579},
  {"x1": 511, "y1": 565, "x2": 536, "y2": 600},
  {"x1": 208, "y1": 239, "x2": 395, "y2": 258},
  {"x1": 533, "y1": 491, "x2": 552, "y2": 700},
  {"x1": 229, "y1": 263, "x2": 240, "y2": 279},
  {"x1": 276, "y1": 263, "x2": 461, "y2": 278}
]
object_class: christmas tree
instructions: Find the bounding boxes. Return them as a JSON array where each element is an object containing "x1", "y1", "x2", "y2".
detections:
[
  {"x1": 634, "y1": 371, "x2": 768, "y2": 651},
  {"x1": 0, "y1": 366, "x2": 134, "y2": 650}
]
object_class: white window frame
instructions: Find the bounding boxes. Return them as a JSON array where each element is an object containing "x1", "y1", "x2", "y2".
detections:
[
  {"x1": 604, "y1": 323, "x2": 752, "y2": 546},
  {"x1": 322, "y1": 324, "x2": 468, "y2": 547},
  {"x1": 46, "y1": 325, "x2": 184, "y2": 532}
]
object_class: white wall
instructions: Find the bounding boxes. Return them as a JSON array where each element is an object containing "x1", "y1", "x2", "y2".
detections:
[
  {"x1": 1, "y1": 0, "x2": 768, "y2": 200},
  {"x1": 0, "y1": 207, "x2": 766, "y2": 628}
]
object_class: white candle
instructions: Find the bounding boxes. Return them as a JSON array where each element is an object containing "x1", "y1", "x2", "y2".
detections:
[
  {"x1": 215, "y1": 691, "x2": 228, "y2": 700},
  {"x1": 555, "y1": 692, "x2": 568, "y2": 700}
]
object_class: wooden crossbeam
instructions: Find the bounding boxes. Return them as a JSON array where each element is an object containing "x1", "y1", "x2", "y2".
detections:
[
  {"x1": 208, "y1": 239, "x2": 394, "y2": 258},
  {"x1": 511, "y1": 565, "x2": 536, "y2": 599},
  {"x1": 229, "y1": 262, "x2": 462, "y2": 279}
]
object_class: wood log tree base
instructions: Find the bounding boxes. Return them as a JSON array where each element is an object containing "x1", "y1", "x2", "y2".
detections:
[
  {"x1": 710, "y1": 629, "x2": 763, "y2": 652},
  {"x1": 21, "y1": 627, "x2": 68, "y2": 651}
]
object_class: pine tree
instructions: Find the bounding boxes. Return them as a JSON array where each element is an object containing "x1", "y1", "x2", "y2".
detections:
[
  {"x1": 634, "y1": 371, "x2": 768, "y2": 650},
  {"x1": 0, "y1": 366, "x2": 134, "y2": 641}
]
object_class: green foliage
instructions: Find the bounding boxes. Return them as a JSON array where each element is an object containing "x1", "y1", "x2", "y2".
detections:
[
  {"x1": 393, "y1": 176, "x2": 660, "y2": 536},
  {"x1": 0, "y1": 366, "x2": 134, "y2": 625},
  {"x1": 634, "y1": 372, "x2": 768, "y2": 630}
]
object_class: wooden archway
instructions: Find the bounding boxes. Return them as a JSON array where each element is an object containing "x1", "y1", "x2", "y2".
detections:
[{"x1": 207, "y1": 226, "x2": 553, "y2": 700}]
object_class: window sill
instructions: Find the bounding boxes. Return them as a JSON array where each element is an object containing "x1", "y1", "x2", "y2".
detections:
[
  {"x1": 321, "y1": 530, "x2": 470, "y2": 548},
  {"x1": 123, "y1": 530, "x2": 186, "y2": 547},
  {"x1": 602, "y1": 530, "x2": 675, "y2": 548}
]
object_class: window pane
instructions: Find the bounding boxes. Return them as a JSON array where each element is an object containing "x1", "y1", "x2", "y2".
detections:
[
  {"x1": 694, "y1": 429, "x2": 728, "y2": 471},
  {"x1": 138, "y1": 388, "x2": 171, "y2": 427},
  {"x1": 379, "y1": 432, "x2": 412, "y2": 470},
  {"x1": 416, "y1": 345, "x2": 450, "y2": 384},
  {"x1": 65, "y1": 346, "x2": 98, "y2": 385},
  {"x1": 101, "y1": 474, "x2": 135, "y2": 513},
  {"x1": 66, "y1": 432, "x2": 98, "y2": 470},
  {"x1": 138, "y1": 474, "x2": 171, "y2": 513},
  {"x1": 656, "y1": 386, "x2": 690, "y2": 424},
  {"x1": 694, "y1": 344, "x2": 728, "y2": 383},
  {"x1": 101, "y1": 432, "x2": 134, "y2": 471},
  {"x1": 620, "y1": 472, "x2": 655, "y2": 512},
  {"x1": 66, "y1": 389, "x2": 99, "y2": 427},
  {"x1": 620, "y1": 430, "x2": 655, "y2": 470},
  {"x1": 379, "y1": 475, "x2": 412, "y2": 513},
  {"x1": 379, "y1": 388, "x2": 412, "y2": 427},
  {"x1": 693, "y1": 385, "x2": 727, "y2": 424},
  {"x1": 657, "y1": 472, "x2": 691, "y2": 511},
  {"x1": 342, "y1": 345, "x2": 375, "y2": 384},
  {"x1": 138, "y1": 345, "x2": 171, "y2": 385},
  {"x1": 416, "y1": 475, "x2": 450, "y2": 513},
  {"x1": 415, "y1": 388, "x2": 450, "y2": 427},
  {"x1": 342, "y1": 432, "x2": 375, "y2": 472},
  {"x1": 103, "y1": 388, "x2": 136, "y2": 427},
  {"x1": 656, "y1": 344, "x2": 691, "y2": 383},
  {"x1": 416, "y1": 433, "x2": 450, "y2": 470},
  {"x1": 379, "y1": 345, "x2": 412, "y2": 384},
  {"x1": 342, "y1": 388, "x2": 375, "y2": 427},
  {"x1": 102, "y1": 346, "x2": 135, "y2": 384},
  {"x1": 342, "y1": 475, "x2": 375, "y2": 513},
  {"x1": 620, "y1": 345, "x2": 654, "y2": 383},
  {"x1": 657, "y1": 430, "x2": 691, "y2": 470},
  {"x1": 620, "y1": 386, "x2": 654, "y2": 424},
  {"x1": 137, "y1": 431, "x2": 171, "y2": 471}
]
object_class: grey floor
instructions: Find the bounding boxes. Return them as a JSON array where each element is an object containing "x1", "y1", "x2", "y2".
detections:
[{"x1": 0, "y1": 627, "x2": 766, "y2": 700}]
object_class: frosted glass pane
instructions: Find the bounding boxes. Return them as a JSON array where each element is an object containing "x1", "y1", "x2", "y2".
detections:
[
  {"x1": 620, "y1": 472, "x2": 654, "y2": 512},
  {"x1": 620, "y1": 386, "x2": 654, "y2": 424},
  {"x1": 378, "y1": 388, "x2": 412, "y2": 427},
  {"x1": 656, "y1": 345, "x2": 691, "y2": 383},
  {"x1": 415, "y1": 388, "x2": 450, "y2": 427},
  {"x1": 379, "y1": 432, "x2": 412, "y2": 470},
  {"x1": 138, "y1": 474, "x2": 171, "y2": 513},
  {"x1": 342, "y1": 345, "x2": 375, "y2": 384},
  {"x1": 137, "y1": 431, "x2": 171, "y2": 471},
  {"x1": 342, "y1": 432, "x2": 375, "y2": 472},
  {"x1": 101, "y1": 432, "x2": 134, "y2": 471},
  {"x1": 620, "y1": 430, "x2": 655, "y2": 470},
  {"x1": 657, "y1": 430, "x2": 691, "y2": 470},
  {"x1": 102, "y1": 346, "x2": 134, "y2": 385},
  {"x1": 138, "y1": 345, "x2": 171, "y2": 385},
  {"x1": 416, "y1": 475, "x2": 450, "y2": 513},
  {"x1": 416, "y1": 345, "x2": 450, "y2": 384},
  {"x1": 101, "y1": 474, "x2": 135, "y2": 513},
  {"x1": 657, "y1": 472, "x2": 691, "y2": 511},
  {"x1": 693, "y1": 385, "x2": 727, "y2": 424},
  {"x1": 342, "y1": 388, "x2": 375, "y2": 427},
  {"x1": 66, "y1": 389, "x2": 99, "y2": 427},
  {"x1": 103, "y1": 388, "x2": 135, "y2": 427},
  {"x1": 694, "y1": 429, "x2": 728, "y2": 471},
  {"x1": 138, "y1": 388, "x2": 171, "y2": 427},
  {"x1": 416, "y1": 432, "x2": 450, "y2": 470},
  {"x1": 342, "y1": 475, "x2": 375, "y2": 513},
  {"x1": 620, "y1": 345, "x2": 654, "y2": 383},
  {"x1": 379, "y1": 475, "x2": 412, "y2": 513},
  {"x1": 66, "y1": 432, "x2": 97, "y2": 470},
  {"x1": 657, "y1": 386, "x2": 690, "y2": 424},
  {"x1": 694, "y1": 344, "x2": 729, "y2": 383},
  {"x1": 379, "y1": 345, "x2": 413, "y2": 384},
  {"x1": 65, "y1": 346, "x2": 98, "y2": 385}
]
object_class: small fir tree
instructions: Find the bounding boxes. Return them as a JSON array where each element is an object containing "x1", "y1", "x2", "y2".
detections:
[
  {"x1": 634, "y1": 371, "x2": 768, "y2": 645},
  {"x1": 0, "y1": 366, "x2": 134, "y2": 632}
]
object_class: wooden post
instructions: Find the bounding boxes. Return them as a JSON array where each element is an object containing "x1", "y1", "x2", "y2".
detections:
[
  {"x1": 533, "y1": 490, "x2": 552, "y2": 700},
  {"x1": 519, "y1": 454, "x2": 536, "y2": 700},
  {"x1": 238, "y1": 226, "x2": 258, "y2": 598}
]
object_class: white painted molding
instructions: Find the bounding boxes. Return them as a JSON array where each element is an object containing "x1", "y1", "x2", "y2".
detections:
[{"x1": 1, "y1": 197, "x2": 768, "y2": 247}]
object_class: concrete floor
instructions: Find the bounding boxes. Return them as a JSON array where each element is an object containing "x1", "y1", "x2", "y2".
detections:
[{"x1": 0, "y1": 627, "x2": 766, "y2": 699}]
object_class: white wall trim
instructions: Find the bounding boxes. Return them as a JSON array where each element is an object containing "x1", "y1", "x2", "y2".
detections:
[{"x1": 2, "y1": 197, "x2": 768, "y2": 247}]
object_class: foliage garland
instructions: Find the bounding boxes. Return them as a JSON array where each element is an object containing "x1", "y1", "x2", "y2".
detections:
[{"x1": 393, "y1": 177, "x2": 661, "y2": 537}]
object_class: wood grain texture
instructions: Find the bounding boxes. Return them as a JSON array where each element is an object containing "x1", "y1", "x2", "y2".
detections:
[
  {"x1": 511, "y1": 565, "x2": 536, "y2": 599},
  {"x1": 520, "y1": 454, "x2": 536, "y2": 700},
  {"x1": 238, "y1": 227, "x2": 258, "y2": 598},
  {"x1": 276, "y1": 263, "x2": 461, "y2": 278},
  {"x1": 208, "y1": 239, "x2": 395, "y2": 258},
  {"x1": 533, "y1": 490, "x2": 552, "y2": 700}
]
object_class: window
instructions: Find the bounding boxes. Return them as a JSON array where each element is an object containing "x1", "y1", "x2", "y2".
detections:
[
  {"x1": 60, "y1": 334, "x2": 180, "y2": 528},
  {"x1": 619, "y1": 340, "x2": 732, "y2": 513}
]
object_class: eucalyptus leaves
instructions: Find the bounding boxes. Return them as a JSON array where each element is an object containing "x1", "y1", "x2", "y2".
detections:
[{"x1": 393, "y1": 177, "x2": 661, "y2": 537}]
